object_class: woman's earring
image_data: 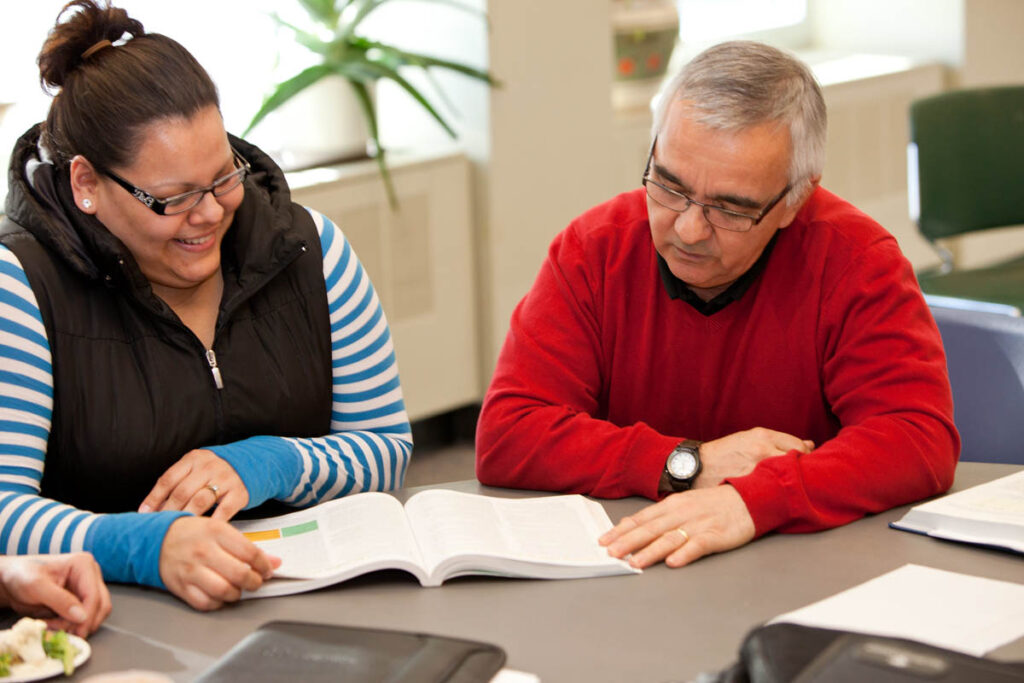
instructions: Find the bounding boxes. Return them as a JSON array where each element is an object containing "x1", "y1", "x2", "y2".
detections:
[{"x1": 82, "y1": 198, "x2": 93, "y2": 210}]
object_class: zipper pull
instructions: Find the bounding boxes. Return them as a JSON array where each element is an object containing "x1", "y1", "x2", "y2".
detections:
[{"x1": 205, "y1": 349, "x2": 224, "y2": 389}]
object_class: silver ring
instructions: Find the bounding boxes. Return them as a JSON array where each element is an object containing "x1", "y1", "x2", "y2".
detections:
[
  {"x1": 675, "y1": 527, "x2": 689, "y2": 544},
  {"x1": 205, "y1": 483, "x2": 220, "y2": 498}
]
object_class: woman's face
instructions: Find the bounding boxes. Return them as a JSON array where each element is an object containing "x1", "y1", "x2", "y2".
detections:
[{"x1": 88, "y1": 105, "x2": 243, "y2": 298}]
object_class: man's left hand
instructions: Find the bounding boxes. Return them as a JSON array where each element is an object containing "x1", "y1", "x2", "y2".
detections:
[{"x1": 599, "y1": 485, "x2": 755, "y2": 568}]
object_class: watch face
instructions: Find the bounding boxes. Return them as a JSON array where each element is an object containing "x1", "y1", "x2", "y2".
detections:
[{"x1": 668, "y1": 448, "x2": 699, "y2": 480}]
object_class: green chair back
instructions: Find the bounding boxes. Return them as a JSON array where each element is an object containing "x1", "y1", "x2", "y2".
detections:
[{"x1": 909, "y1": 85, "x2": 1024, "y2": 241}]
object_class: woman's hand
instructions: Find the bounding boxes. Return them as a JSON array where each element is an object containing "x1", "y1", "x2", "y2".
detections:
[
  {"x1": 139, "y1": 449, "x2": 248, "y2": 521},
  {"x1": 159, "y1": 517, "x2": 280, "y2": 611},
  {"x1": 0, "y1": 553, "x2": 111, "y2": 637}
]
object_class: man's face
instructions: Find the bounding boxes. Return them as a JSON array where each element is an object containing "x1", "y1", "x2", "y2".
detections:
[{"x1": 647, "y1": 101, "x2": 803, "y2": 300}]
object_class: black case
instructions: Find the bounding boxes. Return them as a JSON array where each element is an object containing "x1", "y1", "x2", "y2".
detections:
[
  {"x1": 713, "y1": 623, "x2": 1024, "y2": 683},
  {"x1": 794, "y1": 632, "x2": 1024, "y2": 683},
  {"x1": 195, "y1": 621, "x2": 507, "y2": 683}
]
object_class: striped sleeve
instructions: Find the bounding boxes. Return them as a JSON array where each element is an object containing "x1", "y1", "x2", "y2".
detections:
[
  {"x1": 208, "y1": 208, "x2": 413, "y2": 507},
  {"x1": 0, "y1": 245, "x2": 186, "y2": 588}
]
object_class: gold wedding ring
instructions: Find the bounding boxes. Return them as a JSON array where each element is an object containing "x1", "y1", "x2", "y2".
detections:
[
  {"x1": 205, "y1": 483, "x2": 220, "y2": 498},
  {"x1": 676, "y1": 527, "x2": 689, "y2": 544}
]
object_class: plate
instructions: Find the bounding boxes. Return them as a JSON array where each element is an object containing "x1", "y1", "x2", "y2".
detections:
[{"x1": 3, "y1": 634, "x2": 90, "y2": 682}]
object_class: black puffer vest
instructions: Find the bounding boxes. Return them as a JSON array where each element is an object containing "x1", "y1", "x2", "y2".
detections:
[{"x1": 1, "y1": 126, "x2": 332, "y2": 512}]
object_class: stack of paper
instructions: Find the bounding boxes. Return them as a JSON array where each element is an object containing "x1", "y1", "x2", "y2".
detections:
[{"x1": 773, "y1": 564, "x2": 1024, "y2": 656}]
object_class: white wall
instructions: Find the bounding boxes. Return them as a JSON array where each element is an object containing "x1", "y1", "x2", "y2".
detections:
[
  {"x1": 809, "y1": 0, "x2": 964, "y2": 65},
  {"x1": 474, "y1": 0, "x2": 630, "y2": 376}
]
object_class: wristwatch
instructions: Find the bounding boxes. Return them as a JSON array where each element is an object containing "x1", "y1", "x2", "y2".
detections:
[{"x1": 663, "y1": 439, "x2": 703, "y2": 493}]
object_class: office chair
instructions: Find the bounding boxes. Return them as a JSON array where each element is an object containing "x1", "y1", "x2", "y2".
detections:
[
  {"x1": 930, "y1": 303, "x2": 1024, "y2": 464},
  {"x1": 908, "y1": 85, "x2": 1024, "y2": 311}
]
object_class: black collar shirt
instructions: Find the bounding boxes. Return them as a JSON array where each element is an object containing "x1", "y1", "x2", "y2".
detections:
[{"x1": 656, "y1": 234, "x2": 778, "y2": 316}]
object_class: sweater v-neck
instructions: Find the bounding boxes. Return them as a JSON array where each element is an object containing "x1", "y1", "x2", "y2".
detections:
[{"x1": 656, "y1": 233, "x2": 778, "y2": 318}]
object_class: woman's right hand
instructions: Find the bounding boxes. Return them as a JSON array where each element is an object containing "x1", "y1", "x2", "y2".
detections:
[{"x1": 159, "y1": 517, "x2": 280, "y2": 611}]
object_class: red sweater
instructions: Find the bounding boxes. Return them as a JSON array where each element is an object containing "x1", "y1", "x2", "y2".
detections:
[{"x1": 476, "y1": 187, "x2": 959, "y2": 536}]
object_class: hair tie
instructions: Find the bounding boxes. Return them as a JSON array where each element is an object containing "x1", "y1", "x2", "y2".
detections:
[{"x1": 81, "y1": 39, "x2": 113, "y2": 60}]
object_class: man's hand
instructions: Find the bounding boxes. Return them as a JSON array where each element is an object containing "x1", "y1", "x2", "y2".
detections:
[
  {"x1": 600, "y1": 485, "x2": 755, "y2": 568},
  {"x1": 695, "y1": 427, "x2": 813, "y2": 488},
  {"x1": 159, "y1": 517, "x2": 280, "y2": 611},
  {"x1": 139, "y1": 449, "x2": 248, "y2": 521},
  {"x1": 0, "y1": 553, "x2": 111, "y2": 637}
]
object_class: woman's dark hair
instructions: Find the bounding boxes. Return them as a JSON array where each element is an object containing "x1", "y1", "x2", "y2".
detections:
[{"x1": 37, "y1": 0, "x2": 220, "y2": 170}]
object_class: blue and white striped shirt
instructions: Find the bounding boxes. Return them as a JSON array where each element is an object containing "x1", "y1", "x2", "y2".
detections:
[{"x1": 0, "y1": 208, "x2": 412, "y2": 587}]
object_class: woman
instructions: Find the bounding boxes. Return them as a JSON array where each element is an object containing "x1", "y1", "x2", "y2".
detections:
[{"x1": 0, "y1": 0, "x2": 412, "y2": 610}]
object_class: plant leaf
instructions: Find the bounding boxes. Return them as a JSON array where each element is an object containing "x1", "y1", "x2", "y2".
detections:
[
  {"x1": 251, "y1": 0, "x2": 499, "y2": 209},
  {"x1": 340, "y1": 55, "x2": 458, "y2": 138},
  {"x1": 296, "y1": 0, "x2": 340, "y2": 28},
  {"x1": 338, "y1": 0, "x2": 387, "y2": 40},
  {"x1": 272, "y1": 17, "x2": 335, "y2": 56},
  {"x1": 418, "y1": 68, "x2": 458, "y2": 117},
  {"x1": 243, "y1": 64, "x2": 335, "y2": 136},
  {"x1": 386, "y1": 46, "x2": 498, "y2": 85},
  {"x1": 347, "y1": 79, "x2": 398, "y2": 208}
]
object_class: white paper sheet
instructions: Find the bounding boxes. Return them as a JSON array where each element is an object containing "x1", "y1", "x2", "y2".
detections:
[
  {"x1": 772, "y1": 564, "x2": 1024, "y2": 657},
  {"x1": 490, "y1": 669, "x2": 541, "y2": 683}
]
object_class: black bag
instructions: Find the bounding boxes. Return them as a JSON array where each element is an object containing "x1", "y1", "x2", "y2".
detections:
[
  {"x1": 713, "y1": 623, "x2": 1024, "y2": 683},
  {"x1": 196, "y1": 621, "x2": 507, "y2": 683}
]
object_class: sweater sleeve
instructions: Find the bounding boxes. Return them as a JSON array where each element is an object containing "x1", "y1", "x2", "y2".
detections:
[
  {"x1": 476, "y1": 224, "x2": 678, "y2": 499},
  {"x1": 0, "y1": 245, "x2": 188, "y2": 588},
  {"x1": 208, "y1": 209, "x2": 413, "y2": 508},
  {"x1": 726, "y1": 237, "x2": 959, "y2": 535}
]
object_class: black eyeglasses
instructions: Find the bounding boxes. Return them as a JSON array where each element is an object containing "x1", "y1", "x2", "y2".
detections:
[
  {"x1": 99, "y1": 147, "x2": 251, "y2": 216},
  {"x1": 642, "y1": 137, "x2": 789, "y2": 232}
]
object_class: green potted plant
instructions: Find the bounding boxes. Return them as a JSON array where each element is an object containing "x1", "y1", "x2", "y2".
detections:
[{"x1": 244, "y1": 0, "x2": 497, "y2": 206}]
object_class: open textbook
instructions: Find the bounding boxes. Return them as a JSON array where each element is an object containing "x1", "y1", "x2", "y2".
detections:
[
  {"x1": 890, "y1": 469, "x2": 1024, "y2": 553},
  {"x1": 233, "y1": 489, "x2": 640, "y2": 598}
]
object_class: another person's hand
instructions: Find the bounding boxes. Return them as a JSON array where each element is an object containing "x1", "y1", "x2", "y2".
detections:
[
  {"x1": 159, "y1": 517, "x2": 280, "y2": 611},
  {"x1": 139, "y1": 449, "x2": 248, "y2": 520},
  {"x1": 696, "y1": 427, "x2": 814, "y2": 487},
  {"x1": 0, "y1": 553, "x2": 111, "y2": 637},
  {"x1": 600, "y1": 485, "x2": 755, "y2": 569}
]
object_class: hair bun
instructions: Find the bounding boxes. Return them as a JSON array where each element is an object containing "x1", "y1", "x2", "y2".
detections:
[{"x1": 37, "y1": 0, "x2": 145, "y2": 91}]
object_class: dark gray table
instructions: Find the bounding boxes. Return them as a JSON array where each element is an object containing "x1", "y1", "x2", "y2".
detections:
[{"x1": 81, "y1": 463, "x2": 1023, "y2": 682}]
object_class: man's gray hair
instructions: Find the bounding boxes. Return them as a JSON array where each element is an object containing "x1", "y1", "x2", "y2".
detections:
[{"x1": 652, "y1": 41, "x2": 827, "y2": 204}]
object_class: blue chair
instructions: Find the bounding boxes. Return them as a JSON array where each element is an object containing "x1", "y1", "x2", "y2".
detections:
[{"x1": 930, "y1": 302, "x2": 1024, "y2": 464}]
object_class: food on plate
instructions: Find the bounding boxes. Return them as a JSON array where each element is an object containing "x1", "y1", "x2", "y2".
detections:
[{"x1": 0, "y1": 617, "x2": 79, "y2": 677}]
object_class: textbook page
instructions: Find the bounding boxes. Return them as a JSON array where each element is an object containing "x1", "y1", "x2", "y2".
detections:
[
  {"x1": 404, "y1": 489, "x2": 637, "y2": 583},
  {"x1": 234, "y1": 492, "x2": 424, "y2": 583},
  {"x1": 773, "y1": 564, "x2": 1024, "y2": 657},
  {"x1": 891, "y1": 469, "x2": 1024, "y2": 552}
]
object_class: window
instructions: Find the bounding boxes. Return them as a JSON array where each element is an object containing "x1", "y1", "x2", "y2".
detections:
[
  {"x1": 0, "y1": 1, "x2": 277, "y2": 141},
  {"x1": 0, "y1": 1, "x2": 487, "y2": 203}
]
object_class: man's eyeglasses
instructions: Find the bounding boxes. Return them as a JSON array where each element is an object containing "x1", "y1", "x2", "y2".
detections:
[
  {"x1": 641, "y1": 138, "x2": 789, "y2": 233},
  {"x1": 99, "y1": 147, "x2": 251, "y2": 216}
]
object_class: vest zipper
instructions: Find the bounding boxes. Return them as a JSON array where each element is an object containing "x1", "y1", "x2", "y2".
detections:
[{"x1": 205, "y1": 349, "x2": 224, "y2": 389}]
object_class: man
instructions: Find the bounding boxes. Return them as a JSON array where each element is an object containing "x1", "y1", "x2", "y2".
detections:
[{"x1": 475, "y1": 41, "x2": 959, "y2": 570}]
